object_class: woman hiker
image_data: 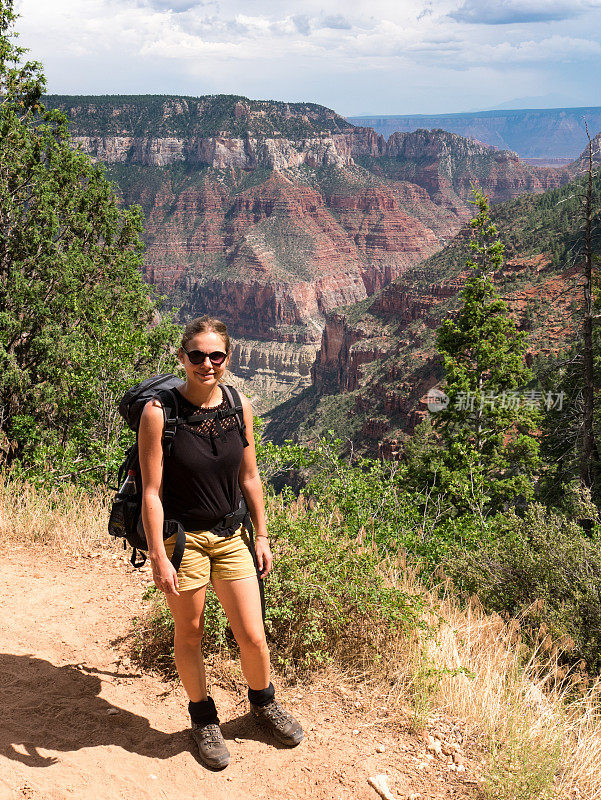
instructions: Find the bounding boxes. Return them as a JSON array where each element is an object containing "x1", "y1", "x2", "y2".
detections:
[{"x1": 138, "y1": 315, "x2": 303, "y2": 769}]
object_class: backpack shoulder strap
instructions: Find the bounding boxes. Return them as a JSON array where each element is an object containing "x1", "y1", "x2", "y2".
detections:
[
  {"x1": 153, "y1": 387, "x2": 181, "y2": 454},
  {"x1": 221, "y1": 385, "x2": 249, "y2": 448}
]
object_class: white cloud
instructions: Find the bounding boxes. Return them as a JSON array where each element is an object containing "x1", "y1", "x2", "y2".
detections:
[
  {"x1": 11, "y1": 0, "x2": 601, "y2": 113},
  {"x1": 475, "y1": 35, "x2": 601, "y2": 63},
  {"x1": 320, "y1": 14, "x2": 352, "y2": 30},
  {"x1": 142, "y1": 0, "x2": 205, "y2": 11}
]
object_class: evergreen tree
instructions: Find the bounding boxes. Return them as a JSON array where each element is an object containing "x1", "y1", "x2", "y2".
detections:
[
  {"x1": 0, "y1": 1, "x2": 178, "y2": 481},
  {"x1": 433, "y1": 189, "x2": 540, "y2": 514}
]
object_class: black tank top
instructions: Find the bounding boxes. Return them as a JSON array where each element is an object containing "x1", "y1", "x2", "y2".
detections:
[{"x1": 161, "y1": 387, "x2": 245, "y2": 531}]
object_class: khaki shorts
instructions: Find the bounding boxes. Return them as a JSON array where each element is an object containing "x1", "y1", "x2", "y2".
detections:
[{"x1": 163, "y1": 524, "x2": 256, "y2": 592}]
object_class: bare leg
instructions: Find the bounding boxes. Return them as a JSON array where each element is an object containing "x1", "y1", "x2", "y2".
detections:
[
  {"x1": 212, "y1": 576, "x2": 270, "y2": 690},
  {"x1": 165, "y1": 585, "x2": 208, "y2": 702}
]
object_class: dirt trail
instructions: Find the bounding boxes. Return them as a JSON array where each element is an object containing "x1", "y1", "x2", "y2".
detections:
[{"x1": 0, "y1": 547, "x2": 477, "y2": 800}]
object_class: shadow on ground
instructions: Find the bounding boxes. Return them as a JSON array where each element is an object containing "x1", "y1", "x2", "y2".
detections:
[{"x1": 0, "y1": 654, "x2": 187, "y2": 767}]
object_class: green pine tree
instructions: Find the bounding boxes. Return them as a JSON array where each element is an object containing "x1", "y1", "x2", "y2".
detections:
[
  {"x1": 433, "y1": 188, "x2": 540, "y2": 514},
  {"x1": 0, "y1": 1, "x2": 178, "y2": 482}
]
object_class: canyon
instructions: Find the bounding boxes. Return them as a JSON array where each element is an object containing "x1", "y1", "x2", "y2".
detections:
[
  {"x1": 47, "y1": 94, "x2": 575, "y2": 410},
  {"x1": 266, "y1": 167, "x2": 592, "y2": 454}
]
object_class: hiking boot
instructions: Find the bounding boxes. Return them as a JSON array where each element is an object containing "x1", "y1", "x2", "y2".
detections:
[
  {"x1": 250, "y1": 700, "x2": 304, "y2": 746},
  {"x1": 191, "y1": 721, "x2": 230, "y2": 770}
]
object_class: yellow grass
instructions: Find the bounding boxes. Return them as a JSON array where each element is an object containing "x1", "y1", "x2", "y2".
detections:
[
  {"x1": 2, "y1": 475, "x2": 601, "y2": 799},
  {"x1": 0, "y1": 474, "x2": 110, "y2": 555},
  {"x1": 386, "y1": 560, "x2": 601, "y2": 800}
]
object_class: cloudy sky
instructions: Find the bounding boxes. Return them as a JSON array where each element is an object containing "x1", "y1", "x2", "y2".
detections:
[{"x1": 13, "y1": 0, "x2": 601, "y2": 116}]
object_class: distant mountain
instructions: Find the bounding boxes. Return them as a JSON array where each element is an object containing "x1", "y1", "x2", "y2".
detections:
[{"x1": 348, "y1": 107, "x2": 601, "y2": 159}]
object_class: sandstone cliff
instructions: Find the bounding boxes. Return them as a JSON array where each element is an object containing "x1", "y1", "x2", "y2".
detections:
[
  {"x1": 360, "y1": 129, "x2": 569, "y2": 208},
  {"x1": 44, "y1": 94, "x2": 575, "y2": 408}
]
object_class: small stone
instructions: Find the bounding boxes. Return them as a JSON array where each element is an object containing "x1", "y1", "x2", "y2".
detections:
[
  {"x1": 426, "y1": 735, "x2": 443, "y2": 757},
  {"x1": 234, "y1": 737, "x2": 243, "y2": 743},
  {"x1": 456, "y1": 764, "x2": 466, "y2": 773},
  {"x1": 453, "y1": 752, "x2": 466, "y2": 766},
  {"x1": 367, "y1": 774, "x2": 395, "y2": 800},
  {"x1": 353, "y1": 729, "x2": 359, "y2": 735},
  {"x1": 149, "y1": 775, "x2": 157, "y2": 780},
  {"x1": 376, "y1": 744, "x2": 385, "y2": 753},
  {"x1": 107, "y1": 708, "x2": 119, "y2": 715}
]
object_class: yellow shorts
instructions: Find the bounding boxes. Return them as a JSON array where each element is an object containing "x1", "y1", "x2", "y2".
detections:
[{"x1": 163, "y1": 524, "x2": 256, "y2": 592}]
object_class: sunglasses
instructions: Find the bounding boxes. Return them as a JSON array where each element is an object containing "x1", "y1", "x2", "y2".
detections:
[{"x1": 182, "y1": 346, "x2": 228, "y2": 366}]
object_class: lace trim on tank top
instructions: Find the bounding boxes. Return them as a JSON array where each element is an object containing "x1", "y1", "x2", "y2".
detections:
[{"x1": 178, "y1": 392, "x2": 238, "y2": 439}]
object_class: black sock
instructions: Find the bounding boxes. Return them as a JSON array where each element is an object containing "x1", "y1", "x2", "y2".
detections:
[
  {"x1": 248, "y1": 682, "x2": 275, "y2": 707},
  {"x1": 189, "y1": 696, "x2": 219, "y2": 726}
]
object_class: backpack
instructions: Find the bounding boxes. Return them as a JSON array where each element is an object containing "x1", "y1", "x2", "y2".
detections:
[{"x1": 107, "y1": 374, "x2": 250, "y2": 571}]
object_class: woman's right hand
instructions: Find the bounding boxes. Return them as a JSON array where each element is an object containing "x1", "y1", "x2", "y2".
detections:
[{"x1": 151, "y1": 554, "x2": 180, "y2": 596}]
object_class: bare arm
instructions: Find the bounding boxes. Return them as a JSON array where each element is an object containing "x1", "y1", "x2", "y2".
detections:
[
  {"x1": 238, "y1": 394, "x2": 272, "y2": 577},
  {"x1": 138, "y1": 399, "x2": 179, "y2": 595}
]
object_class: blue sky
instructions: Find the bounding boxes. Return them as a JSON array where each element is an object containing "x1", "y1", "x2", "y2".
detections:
[{"x1": 13, "y1": 0, "x2": 601, "y2": 115}]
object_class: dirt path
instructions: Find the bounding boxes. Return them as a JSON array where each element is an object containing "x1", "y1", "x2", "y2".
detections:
[{"x1": 0, "y1": 547, "x2": 478, "y2": 800}]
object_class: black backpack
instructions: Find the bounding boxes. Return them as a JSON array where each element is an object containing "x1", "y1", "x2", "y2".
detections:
[{"x1": 108, "y1": 374, "x2": 250, "y2": 571}]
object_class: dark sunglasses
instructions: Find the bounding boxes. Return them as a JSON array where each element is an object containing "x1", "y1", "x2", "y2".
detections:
[{"x1": 182, "y1": 346, "x2": 228, "y2": 366}]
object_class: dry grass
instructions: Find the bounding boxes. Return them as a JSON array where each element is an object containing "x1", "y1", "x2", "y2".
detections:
[
  {"x1": 0, "y1": 474, "x2": 110, "y2": 556},
  {"x1": 384, "y1": 560, "x2": 601, "y2": 800},
  {"x1": 2, "y1": 475, "x2": 601, "y2": 799}
]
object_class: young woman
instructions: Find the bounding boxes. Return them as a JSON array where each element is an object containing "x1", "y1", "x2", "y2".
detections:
[{"x1": 138, "y1": 315, "x2": 303, "y2": 770}]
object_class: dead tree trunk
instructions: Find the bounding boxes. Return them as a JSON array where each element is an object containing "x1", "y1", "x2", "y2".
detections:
[{"x1": 581, "y1": 124, "x2": 601, "y2": 528}]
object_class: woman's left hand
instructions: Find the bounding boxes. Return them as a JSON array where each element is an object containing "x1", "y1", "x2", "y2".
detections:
[{"x1": 255, "y1": 537, "x2": 272, "y2": 578}]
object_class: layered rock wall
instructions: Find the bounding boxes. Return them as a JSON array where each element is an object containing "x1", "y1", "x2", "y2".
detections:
[
  {"x1": 72, "y1": 128, "x2": 386, "y2": 170},
  {"x1": 229, "y1": 339, "x2": 317, "y2": 409},
  {"x1": 49, "y1": 96, "x2": 575, "y2": 414},
  {"x1": 177, "y1": 276, "x2": 366, "y2": 343},
  {"x1": 312, "y1": 280, "x2": 458, "y2": 395}
]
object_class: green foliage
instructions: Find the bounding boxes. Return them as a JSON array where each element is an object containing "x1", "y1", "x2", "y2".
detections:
[
  {"x1": 264, "y1": 488, "x2": 422, "y2": 674},
  {"x1": 432, "y1": 188, "x2": 540, "y2": 513},
  {"x1": 0, "y1": 2, "x2": 179, "y2": 481},
  {"x1": 537, "y1": 275, "x2": 601, "y2": 513},
  {"x1": 443, "y1": 503, "x2": 601, "y2": 673},
  {"x1": 302, "y1": 434, "x2": 423, "y2": 554},
  {"x1": 254, "y1": 417, "x2": 317, "y2": 483}
]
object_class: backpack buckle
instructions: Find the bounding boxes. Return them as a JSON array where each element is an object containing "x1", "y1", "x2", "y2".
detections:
[{"x1": 162, "y1": 424, "x2": 177, "y2": 453}]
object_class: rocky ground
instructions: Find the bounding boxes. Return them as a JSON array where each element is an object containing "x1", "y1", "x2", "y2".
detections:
[{"x1": 0, "y1": 546, "x2": 482, "y2": 800}]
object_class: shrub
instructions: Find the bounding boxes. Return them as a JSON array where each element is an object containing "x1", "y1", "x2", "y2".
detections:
[
  {"x1": 443, "y1": 504, "x2": 601, "y2": 672},
  {"x1": 264, "y1": 490, "x2": 422, "y2": 675}
]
